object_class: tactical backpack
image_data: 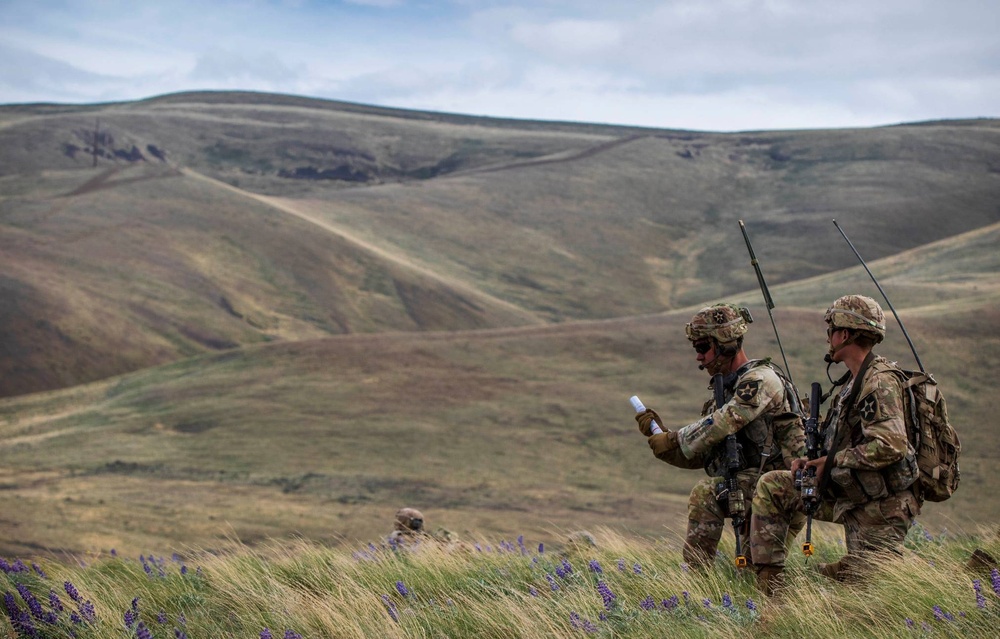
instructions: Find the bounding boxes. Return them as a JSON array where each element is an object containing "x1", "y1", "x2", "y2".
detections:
[{"x1": 894, "y1": 369, "x2": 961, "y2": 502}]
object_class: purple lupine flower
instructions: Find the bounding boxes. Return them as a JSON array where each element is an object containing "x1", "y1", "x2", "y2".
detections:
[
  {"x1": 64, "y1": 581, "x2": 82, "y2": 603},
  {"x1": 569, "y1": 611, "x2": 582, "y2": 629},
  {"x1": 596, "y1": 580, "x2": 616, "y2": 611},
  {"x1": 284, "y1": 630, "x2": 303, "y2": 639},
  {"x1": 381, "y1": 594, "x2": 399, "y2": 623},
  {"x1": 175, "y1": 629, "x2": 188, "y2": 639},
  {"x1": 528, "y1": 586, "x2": 539, "y2": 597},
  {"x1": 682, "y1": 591, "x2": 690, "y2": 604},
  {"x1": 583, "y1": 619, "x2": 599, "y2": 632},
  {"x1": 991, "y1": 568, "x2": 1000, "y2": 597},
  {"x1": 131, "y1": 597, "x2": 140, "y2": 611},
  {"x1": 32, "y1": 563, "x2": 46, "y2": 578},
  {"x1": 178, "y1": 613, "x2": 186, "y2": 626},
  {"x1": 395, "y1": 580, "x2": 409, "y2": 597},
  {"x1": 905, "y1": 619, "x2": 914, "y2": 628},
  {"x1": 633, "y1": 563, "x2": 642, "y2": 575},
  {"x1": 555, "y1": 563, "x2": 570, "y2": 579},
  {"x1": 49, "y1": 590, "x2": 64, "y2": 613},
  {"x1": 617, "y1": 558, "x2": 626, "y2": 572},
  {"x1": 546, "y1": 574, "x2": 560, "y2": 591},
  {"x1": 663, "y1": 595, "x2": 679, "y2": 610},
  {"x1": 538, "y1": 543, "x2": 544, "y2": 554},
  {"x1": 639, "y1": 595, "x2": 656, "y2": 611},
  {"x1": 261, "y1": 629, "x2": 274, "y2": 639},
  {"x1": 702, "y1": 598, "x2": 713, "y2": 609},
  {"x1": 157, "y1": 610, "x2": 168, "y2": 624},
  {"x1": 79, "y1": 600, "x2": 95, "y2": 622},
  {"x1": 722, "y1": 593, "x2": 733, "y2": 609},
  {"x1": 136, "y1": 621, "x2": 153, "y2": 639},
  {"x1": 974, "y1": 579, "x2": 986, "y2": 609},
  {"x1": 588, "y1": 559, "x2": 603, "y2": 574},
  {"x1": 124, "y1": 609, "x2": 137, "y2": 629},
  {"x1": 598, "y1": 612, "x2": 607, "y2": 622},
  {"x1": 4, "y1": 592, "x2": 38, "y2": 638},
  {"x1": 16, "y1": 583, "x2": 45, "y2": 620},
  {"x1": 474, "y1": 543, "x2": 482, "y2": 552},
  {"x1": 518, "y1": 535, "x2": 528, "y2": 555},
  {"x1": 180, "y1": 565, "x2": 189, "y2": 576},
  {"x1": 932, "y1": 605, "x2": 945, "y2": 621},
  {"x1": 746, "y1": 598, "x2": 758, "y2": 612},
  {"x1": 70, "y1": 612, "x2": 82, "y2": 624}
]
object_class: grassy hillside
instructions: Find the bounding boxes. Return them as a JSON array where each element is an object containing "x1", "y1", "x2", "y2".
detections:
[
  {"x1": 2, "y1": 92, "x2": 999, "y2": 397},
  {"x1": 3, "y1": 526, "x2": 1000, "y2": 638},
  {"x1": 1, "y1": 221, "x2": 996, "y2": 559}
]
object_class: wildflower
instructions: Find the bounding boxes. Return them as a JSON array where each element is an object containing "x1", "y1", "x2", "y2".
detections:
[
  {"x1": 583, "y1": 618, "x2": 599, "y2": 632},
  {"x1": 746, "y1": 598, "x2": 757, "y2": 612},
  {"x1": 136, "y1": 621, "x2": 153, "y2": 639},
  {"x1": 180, "y1": 565, "x2": 189, "y2": 576},
  {"x1": 261, "y1": 629, "x2": 274, "y2": 639},
  {"x1": 64, "y1": 582, "x2": 82, "y2": 603},
  {"x1": 284, "y1": 630, "x2": 303, "y2": 639},
  {"x1": 157, "y1": 610, "x2": 169, "y2": 624},
  {"x1": 518, "y1": 535, "x2": 528, "y2": 555},
  {"x1": 538, "y1": 543, "x2": 544, "y2": 554},
  {"x1": 395, "y1": 580, "x2": 410, "y2": 597},
  {"x1": 633, "y1": 563, "x2": 642, "y2": 575},
  {"x1": 32, "y1": 563, "x2": 46, "y2": 578},
  {"x1": 111, "y1": 549, "x2": 118, "y2": 557},
  {"x1": 932, "y1": 605, "x2": 945, "y2": 621},
  {"x1": 124, "y1": 609, "x2": 137, "y2": 629},
  {"x1": 546, "y1": 573, "x2": 560, "y2": 591},
  {"x1": 702, "y1": 598, "x2": 712, "y2": 609},
  {"x1": 617, "y1": 558, "x2": 627, "y2": 571},
  {"x1": 529, "y1": 586, "x2": 539, "y2": 597},
  {"x1": 598, "y1": 612, "x2": 607, "y2": 622},
  {"x1": 974, "y1": 579, "x2": 986, "y2": 609},
  {"x1": 680, "y1": 563, "x2": 690, "y2": 573},
  {"x1": 663, "y1": 595, "x2": 679, "y2": 610},
  {"x1": 905, "y1": 619, "x2": 914, "y2": 628},
  {"x1": 557, "y1": 558, "x2": 573, "y2": 577},
  {"x1": 722, "y1": 593, "x2": 733, "y2": 610},
  {"x1": 569, "y1": 612, "x2": 582, "y2": 629},
  {"x1": 49, "y1": 590, "x2": 64, "y2": 613},
  {"x1": 178, "y1": 613, "x2": 186, "y2": 626},
  {"x1": 682, "y1": 591, "x2": 690, "y2": 604},
  {"x1": 3, "y1": 592, "x2": 37, "y2": 638},
  {"x1": 16, "y1": 583, "x2": 45, "y2": 620},
  {"x1": 131, "y1": 597, "x2": 140, "y2": 611},
  {"x1": 597, "y1": 581, "x2": 617, "y2": 611},
  {"x1": 174, "y1": 629, "x2": 187, "y2": 639},
  {"x1": 79, "y1": 600, "x2": 96, "y2": 622},
  {"x1": 991, "y1": 568, "x2": 1000, "y2": 597},
  {"x1": 381, "y1": 594, "x2": 399, "y2": 623},
  {"x1": 639, "y1": 595, "x2": 656, "y2": 611},
  {"x1": 589, "y1": 559, "x2": 603, "y2": 574}
]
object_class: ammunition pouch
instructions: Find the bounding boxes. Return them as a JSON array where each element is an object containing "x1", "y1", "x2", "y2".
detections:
[{"x1": 828, "y1": 453, "x2": 918, "y2": 505}]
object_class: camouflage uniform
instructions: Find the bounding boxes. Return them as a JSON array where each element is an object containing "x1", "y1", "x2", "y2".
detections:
[
  {"x1": 750, "y1": 296, "x2": 920, "y2": 581},
  {"x1": 643, "y1": 304, "x2": 806, "y2": 567}
]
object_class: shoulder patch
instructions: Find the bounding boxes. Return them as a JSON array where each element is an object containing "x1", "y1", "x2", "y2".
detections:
[
  {"x1": 857, "y1": 391, "x2": 880, "y2": 422},
  {"x1": 735, "y1": 379, "x2": 761, "y2": 404}
]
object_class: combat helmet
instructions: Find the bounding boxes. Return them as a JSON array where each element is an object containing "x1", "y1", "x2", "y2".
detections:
[
  {"x1": 394, "y1": 507, "x2": 425, "y2": 533},
  {"x1": 685, "y1": 303, "x2": 753, "y2": 346},
  {"x1": 824, "y1": 295, "x2": 886, "y2": 343}
]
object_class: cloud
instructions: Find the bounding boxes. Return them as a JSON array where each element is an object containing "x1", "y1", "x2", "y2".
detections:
[{"x1": 189, "y1": 48, "x2": 303, "y2": 86}]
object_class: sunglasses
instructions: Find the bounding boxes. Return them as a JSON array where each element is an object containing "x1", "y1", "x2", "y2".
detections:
[{"x1": 693, "y1": 341, "x2": 713, "y2": 355}]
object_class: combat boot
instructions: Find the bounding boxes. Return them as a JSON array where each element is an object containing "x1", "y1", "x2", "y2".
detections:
[{"x1": 756, "y1": 565, "x2": 785, "y2": 597}]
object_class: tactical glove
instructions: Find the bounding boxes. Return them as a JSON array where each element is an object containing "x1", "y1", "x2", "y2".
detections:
[
  {"x1": 648, "y1": 430, "x2": 679, "y2": 457},
  {"x1": 635, "y1": 408, "x2": 663, "y2": 437}
]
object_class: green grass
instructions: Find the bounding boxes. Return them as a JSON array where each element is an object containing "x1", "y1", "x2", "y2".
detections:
[{"x1": 3, "y1": 525, "x2": 1000, "y2": 638}]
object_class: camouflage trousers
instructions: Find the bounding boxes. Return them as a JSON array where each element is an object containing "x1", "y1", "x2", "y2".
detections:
[
  {"x1": 749, "y1": 469, "x2": 918, "y2": 577},
  {"x1": 685, "y1": 474, "x2": 804, "y2": 568}
]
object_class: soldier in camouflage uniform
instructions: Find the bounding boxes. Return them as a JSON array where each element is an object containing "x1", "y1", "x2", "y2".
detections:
[
  {"x1": 749, "y1": 295, "x2": 920, "y2": 594},
  {"x1": 635, "y1": 303, "x2": 806, "y2": 569},
  {"x1": 387, "y1": 507, "x2": 426, "y2": 546}
]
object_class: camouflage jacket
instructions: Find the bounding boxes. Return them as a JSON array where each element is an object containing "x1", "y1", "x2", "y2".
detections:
[
  {"x1": 659, "y1": 360, "x2": 805, "y2": 478},
  {"x1": 822, "y1": 355, "x2": 918, "y2": 513}
]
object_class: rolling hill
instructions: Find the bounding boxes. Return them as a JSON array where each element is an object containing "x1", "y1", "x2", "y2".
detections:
[{"x1": 0, "y1": 92, "x2": 998, "y2": 557}]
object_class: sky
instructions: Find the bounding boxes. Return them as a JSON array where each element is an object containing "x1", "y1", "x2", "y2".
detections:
[{"x1": 1, "y1": 0, "x2": 998, "y2": 132}]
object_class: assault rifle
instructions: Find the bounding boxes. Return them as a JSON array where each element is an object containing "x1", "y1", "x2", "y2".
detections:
[
  {"x1": 797, "y1": 382, "x2": 823, "y2": 557},
  {"x1": 715, "y1": 373, "x2": 748, "y2": 568}
]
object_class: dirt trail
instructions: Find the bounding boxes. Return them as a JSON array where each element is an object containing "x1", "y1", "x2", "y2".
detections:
[
  {"x1": 179, "y1": 168, "x2": 545, "y2": 325},
  {"x1": 453, "y1": 134, "x2": 651, "y2": 176}
]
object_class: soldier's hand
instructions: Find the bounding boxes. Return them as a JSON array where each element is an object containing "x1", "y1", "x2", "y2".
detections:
[
  {"x1": 790, "y1": 457, "x2": 807, "y2": 475},
  {"x1": 635, "y1": 408, "x2": 663, "y2": 437},
  {"x1": 648, "y1": 430, "x2": 679, "y2": 456}
]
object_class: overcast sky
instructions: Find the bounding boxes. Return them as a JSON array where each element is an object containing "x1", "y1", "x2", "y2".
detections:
[{"x1": 1, "y1": 0, "x2": 997, "y2": 132}]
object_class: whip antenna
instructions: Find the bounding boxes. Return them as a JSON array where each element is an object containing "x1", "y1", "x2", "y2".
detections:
[
  {"x1": 738, "y1": 220, "x2": 795, "y2": 387},
  {"x1": 831, "y1": 219, "x2": 925, "y2": 373}
]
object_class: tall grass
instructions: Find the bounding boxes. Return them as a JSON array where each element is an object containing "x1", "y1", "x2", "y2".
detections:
[{"x1": 3, "y1": 525, "x2": 998, "y2": 638}]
